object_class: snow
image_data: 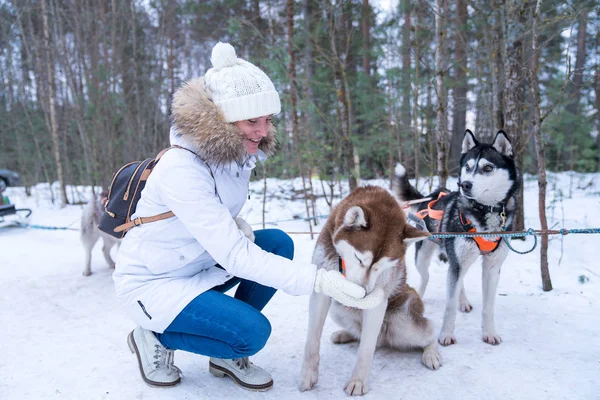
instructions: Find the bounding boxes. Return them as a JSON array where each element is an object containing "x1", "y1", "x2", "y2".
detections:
[{"x1": 1, "y1": 172, "x2": 599, "y2": 400}]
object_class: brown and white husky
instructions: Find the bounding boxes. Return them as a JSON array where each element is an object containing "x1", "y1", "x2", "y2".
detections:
[{"x1": 299, "y1": 186, "x2": 442, "y2": 396}]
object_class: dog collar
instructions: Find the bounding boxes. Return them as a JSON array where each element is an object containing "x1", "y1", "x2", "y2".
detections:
[
  {"x1": 338, "y1": 257, "x2": 346, "y2": 277},
  {"x1": 468, "y1": 199, "x2": 506, "y2": 215}
]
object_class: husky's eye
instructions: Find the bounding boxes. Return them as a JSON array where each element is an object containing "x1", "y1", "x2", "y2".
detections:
[
  {"x1": 483, "y1": 165, "x2": 494, "y2": 173},
  {"x1": 465, "y1": 165, "x2": 472, "y2": 172},
  {"x1": 354, "y1": 254, "x2": 363, "y2": 266}
]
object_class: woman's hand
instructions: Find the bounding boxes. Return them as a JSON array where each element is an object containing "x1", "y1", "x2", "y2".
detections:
[{"x1": 313, "y1": 269, "x2": 384, "y2": 309}]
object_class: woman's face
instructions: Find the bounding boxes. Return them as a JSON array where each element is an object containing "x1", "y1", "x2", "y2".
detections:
[{"x1": 233, "y1": 115, "x2": 272, "y2": 155}]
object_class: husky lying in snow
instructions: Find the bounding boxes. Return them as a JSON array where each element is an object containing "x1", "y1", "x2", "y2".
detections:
[
  {"x1": 300, "y1": 186, "x2": 442, "y2": 396},
  {"x1": 80, "y1": 192, "x2": 119, "y2": 276},
  {"x1": 395, "y1": 130, "x2": 519, "y2": 346}
]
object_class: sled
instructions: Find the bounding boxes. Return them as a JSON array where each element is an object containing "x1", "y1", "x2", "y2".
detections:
[{"x1": 0, "y1": 203, "x2": 32, "y2": 228}]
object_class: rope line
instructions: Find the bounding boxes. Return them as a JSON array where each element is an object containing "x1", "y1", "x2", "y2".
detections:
[
  {"x1": 287, "y1": 227, "x2": 600, "y2": 237},
  {"x1": 13, "y1": 222, "x2": 79, "y2": 231}
]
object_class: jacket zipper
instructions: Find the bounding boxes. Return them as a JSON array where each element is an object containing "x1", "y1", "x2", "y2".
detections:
[{"x1": 137, "y1": 300, "x2": 152, "y2": 320}]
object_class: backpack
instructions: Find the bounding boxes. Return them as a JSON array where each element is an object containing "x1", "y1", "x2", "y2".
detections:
[{"x1": 98, "y1": 145, "x2": 196, "y2": 238}]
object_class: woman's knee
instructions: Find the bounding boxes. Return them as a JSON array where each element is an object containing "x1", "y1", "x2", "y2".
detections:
[
  {"x1": 256, "y1": 229, "x2": 294, "y2": 260},
  {"x1": 236, "y1": 312, "x2": 272, "y2": 356}
]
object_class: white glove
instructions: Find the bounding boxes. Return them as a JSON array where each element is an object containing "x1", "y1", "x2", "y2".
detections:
[
  {"x1": 313, "y1": 269, "x2": 385, "y2": 310},
  {"x1": 235, "y1": 216, "x2": 255, "y2": 243}
]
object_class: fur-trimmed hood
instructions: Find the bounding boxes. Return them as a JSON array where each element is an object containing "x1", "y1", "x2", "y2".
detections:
[{"x1": 170, "y1": 77, "x2": 278, "y2": 166}]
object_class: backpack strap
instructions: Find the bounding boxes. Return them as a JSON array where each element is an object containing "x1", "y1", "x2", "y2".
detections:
[{"x1": 113, "y1": 211, "x2": 176, "y2": 233}]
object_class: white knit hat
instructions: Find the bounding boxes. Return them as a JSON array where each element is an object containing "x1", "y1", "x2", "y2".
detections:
[{"x1": 204, "y1": 42, "x2": 281, "y2": 123}]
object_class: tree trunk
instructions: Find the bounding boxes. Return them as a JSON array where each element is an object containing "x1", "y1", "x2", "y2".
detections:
[
  {"x1": 565, "y1": 10, "x2": 588, "y2": 176},
  {"x1": 449, "y1": 0, "x2": 467, "y2": 174},
  {"x1": 41, "y1": 0, "x2": 68, "y2": 206},
  {"x1": 435, "y1": 0, "x2": 448, "y2": 187},
  {"x1": 530, "y1": 0, "x2": 552, "y2": 291},
  {"x1": 491, "y1": 4, "x2": 505, "y2": 130},
  {"x1": 331, "y1": 4, "x2": 358, "y2": 191},
  {"x1": 566, "y1": 11, "x2": 588, "y2": 116},
  {"x1": 412, "y1": 0, "x2": 421, "y2": 185},
  {"x1": 596, "y1": 32, "x2": 600, "y2": 171},
  {"x1": 287, "y1": 0, "x2": 314, "y2": 238},
  {"x1": 362, "y1": 0, "x2": 371, "y2": 75},
  {"x1": 504, "y1": 0, "x2": 530, "y2": 232},
  {"x1": 401, "y1": 0, "x2": 413, "y2": 174}
]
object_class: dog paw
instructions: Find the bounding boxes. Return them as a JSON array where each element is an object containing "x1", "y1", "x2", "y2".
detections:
[
  {"x1": 82, "y1": 270, "x2": 92, "y2": 277},
  {"x1": 344, "y1": 378, "x2": 368, "y2": 396},
  {"x1": 438, "y1": 333, "x2": 457, "y2": 346},
  {"x1": 299, "y1": 365, "x2": 319, "y2": 391},
  {"x1": 331, "y1": 330, "x2": 356, "y2": 344},
  {"x1": 422, "y1": 348, "x2": 443, "y2": 370},
  {"x1": 483, "y1": 333, "x2": 502, "y2": 345},
  {"x1": 459, "y1": 301, "x2": 473, "y2": 313}
]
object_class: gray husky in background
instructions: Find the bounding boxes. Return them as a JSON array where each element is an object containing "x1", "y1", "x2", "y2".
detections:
[
  {"x1": 300, "y1": 186, "x2": 441, "y2": 397},
  {"x1": 80, "y1": 192, "x2": 119, "y2": 276},
  {"x1": 395, "y1": 130, "x2": 519, "y2": 346}
]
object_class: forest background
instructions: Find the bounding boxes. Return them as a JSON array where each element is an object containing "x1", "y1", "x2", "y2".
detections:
[{"x1": 0, "y1": 0, "x2": 598, "y2": 215}]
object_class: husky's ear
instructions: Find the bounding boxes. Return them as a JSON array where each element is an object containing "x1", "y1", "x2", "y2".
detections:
[
  {"x1": 492, "y1": 130, "x2": 514, "y2": 157},
  {"x1": 402, "y1": 224, "x2": 430, "y2": 246},
  {"x1": 343, "y1": 206, "x2": 368, "y2": 229},
  {"x1": 461, "y1": 130, "x2": 478, "y2": 154}
]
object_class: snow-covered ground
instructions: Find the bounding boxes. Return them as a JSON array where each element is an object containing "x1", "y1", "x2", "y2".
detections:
[{"x1": 1, "y1": 172, "x2": 599, "y2": 400}]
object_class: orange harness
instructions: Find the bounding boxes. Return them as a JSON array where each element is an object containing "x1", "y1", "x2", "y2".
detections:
[
  {"x1": 415, "y1": 192, "x2": 448, "y2": 220},
  {"x1": 458, "y1": 212, "x2": 501, "y2": 253},
  {"x1": 415, "y1": 192, "x2": 502, "y2": 253}
]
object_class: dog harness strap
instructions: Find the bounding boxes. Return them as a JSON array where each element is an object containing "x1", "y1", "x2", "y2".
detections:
[
  {"x1": 416, "y1": 192, "x2": 448, "y2": 220},
  {"x1": 113, "y1": 211, "x2": 176, "y2": 233},
  {"x1": 459, "y1": 212, "x2": 501, "y2": 253},
  {"x1": 338, "y1": 257, "x2": 346, "y2": 277}
]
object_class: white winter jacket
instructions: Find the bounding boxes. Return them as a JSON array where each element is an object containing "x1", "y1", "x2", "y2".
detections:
[{"x1": 113, "y1": 78, "x2": 317, "y2": 333}]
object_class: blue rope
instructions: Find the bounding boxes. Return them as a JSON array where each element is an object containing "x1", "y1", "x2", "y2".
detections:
[
  {"x1": 502, "y1": 236, "x2": 537, "y2": 254},
  {"x1": 427, "y1": 227, "x2": 600, "y2": 255}
]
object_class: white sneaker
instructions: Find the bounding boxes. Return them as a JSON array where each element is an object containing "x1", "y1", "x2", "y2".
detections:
[
  {"x1": 127, "y1": 327, "x2": 181, "y2": 387},
  {"x1": 209, "y1": 357, "x2": 273, "y2": 391}
]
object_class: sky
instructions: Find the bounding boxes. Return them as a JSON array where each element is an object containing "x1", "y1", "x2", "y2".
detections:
[{"x1": 1, "y1": 171, "x2": 599, "y2": 400}]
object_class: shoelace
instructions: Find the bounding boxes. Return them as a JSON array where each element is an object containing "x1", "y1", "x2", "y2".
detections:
[
  {"x1": 234, "y1": 357, "x2": 250, "y2": 370},
  {"x1": 154, "y1": 345, "x2": 182, "y2": 375}
]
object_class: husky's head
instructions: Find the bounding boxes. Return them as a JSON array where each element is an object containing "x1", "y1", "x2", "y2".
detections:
[
  {"x1": 459, "y1": 130, "x2": 519, "y2": 206},
  {"x1": 330, "y1": 187, "x2": 429, "y2": 291}
]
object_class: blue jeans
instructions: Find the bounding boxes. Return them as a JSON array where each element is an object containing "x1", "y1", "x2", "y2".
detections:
[{"x1": 156, "y1": 229, "x2": 294, "y2": 359}]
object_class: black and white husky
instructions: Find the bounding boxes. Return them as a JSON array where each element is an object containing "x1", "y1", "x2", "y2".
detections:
[
  {"x1": 80, "y1": 192, "x2": 119, "y2": 276},
  {"x1": 395, "y1": 130, "x2": 519, "y2": 346}
]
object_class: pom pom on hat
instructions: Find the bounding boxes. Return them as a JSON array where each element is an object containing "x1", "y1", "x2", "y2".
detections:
[
  {"x1": 205, "y1": 42, "x2": 281, "y2": 123},
  {"x1": 210, "y1": 42, "x2": 238, "y2": 70}
]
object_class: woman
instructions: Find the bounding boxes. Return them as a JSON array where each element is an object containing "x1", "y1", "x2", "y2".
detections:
[{"x1": 113, "y1": 42, "x2": 382, "y2": 392}]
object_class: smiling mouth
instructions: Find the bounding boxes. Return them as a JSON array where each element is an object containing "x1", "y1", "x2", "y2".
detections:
[{"x1": 247, "y1": 138, "x2": 261, "y2": 143}]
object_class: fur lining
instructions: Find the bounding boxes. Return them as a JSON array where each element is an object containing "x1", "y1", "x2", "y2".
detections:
[{"x1": 171, "y1": 77, "x2": 278, "y2": 166}]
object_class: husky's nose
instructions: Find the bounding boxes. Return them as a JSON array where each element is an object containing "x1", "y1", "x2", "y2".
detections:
[{"x1": 460, "y1": 181, "x2": 473, "y2": 192}]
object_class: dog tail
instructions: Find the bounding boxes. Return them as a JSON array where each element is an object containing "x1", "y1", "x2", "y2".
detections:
[
  {"x1": 393, "y1": 163, "x2": 424, "y2": 202},
  {"x1": 80, "y1": 195, "x2": 97, "y2": 237}
]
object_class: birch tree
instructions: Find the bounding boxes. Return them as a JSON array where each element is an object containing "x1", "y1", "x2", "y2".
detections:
[{"x1": 41, "y1": 0, "x2": 67, "y2": 206}]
